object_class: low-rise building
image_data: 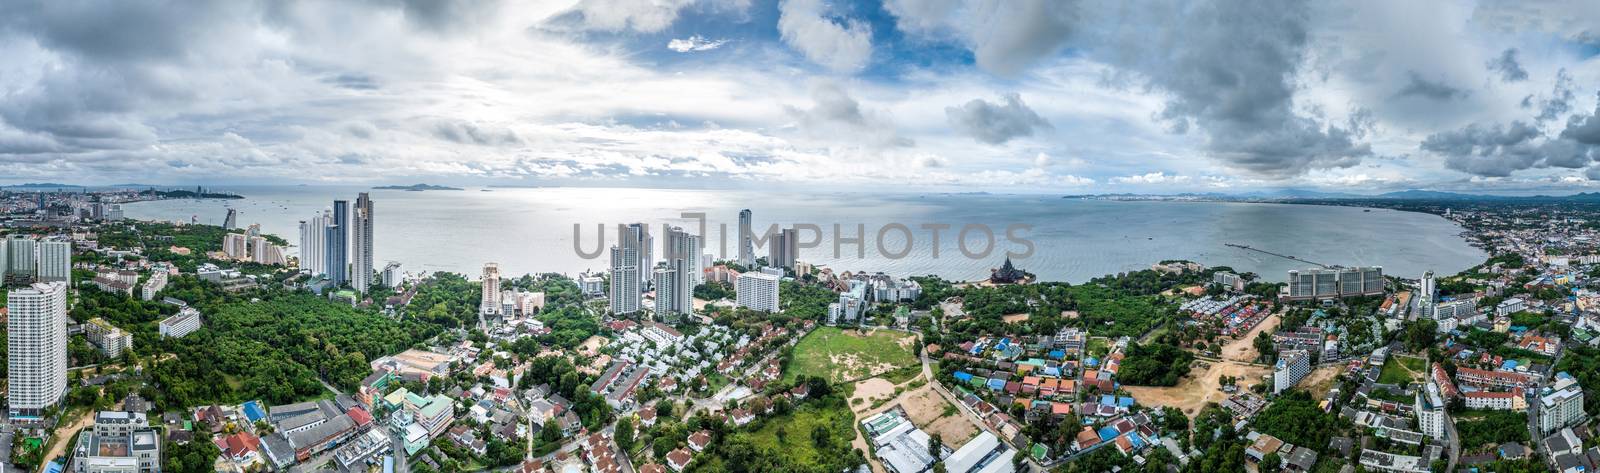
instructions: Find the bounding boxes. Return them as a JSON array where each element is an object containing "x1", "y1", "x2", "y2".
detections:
[
  {"x1": 158, "y1": 307, "x2": 203, "y2": 338},
  {"x1": 71, "y1": 411, "x2": 160, "y2": 473}
]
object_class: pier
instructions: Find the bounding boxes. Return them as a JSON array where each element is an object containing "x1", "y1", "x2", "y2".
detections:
[{"x1": 1225, "y1": 243, "x2": 1331, "y2": 269}]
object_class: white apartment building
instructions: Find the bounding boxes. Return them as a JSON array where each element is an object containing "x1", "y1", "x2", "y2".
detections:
[
  {"x1": 159, "y1": 307, "x2": 204, "y2": 339},
  {"x1": 736, "y1": 271, "x2": 781, "y2": 313},
  {"x1": 141, "y1": 272, "x2": 168, "y2": 301},
  {"x1": 36, "y1": 240, "x2": 71, "y2": 282},
  {"x1": 1273, "y1": 350, "x2": 1311, "y2": 394},
  {"x1": 609, "y1": 247, "x2": 640, "y2": 315},
  {"x1": 1540, "y1": 374, "x2": 1585, "y2": 434},
  {"x1": 8, "y1": 281, "x2": 69, "y2": 419},
  {"x1": 84, "y1": 318, "x2": 133, "y2": 358},
  {"x1": 1462, "y1": 389, "x2": 1524, "y2": 410},
  {"x1": 382, "y1": 262, "x2": 403, "y2": 288},
  {"x1": 480, "y1": 263, "x2": 501, "y2": 319},
  {"x1": 1414, "y1": 382, "x2": 1447, "y2": 439}
]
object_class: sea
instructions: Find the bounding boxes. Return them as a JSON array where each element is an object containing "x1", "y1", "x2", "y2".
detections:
[{"x1": 120, "y1": 186, "x2": 1487, "y2": 283}]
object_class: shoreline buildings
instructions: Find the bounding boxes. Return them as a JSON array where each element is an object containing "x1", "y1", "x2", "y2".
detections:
[
  {"x1": 299, "y1": 208, "x2": 332, "y2": 277},
  {"x1": 654, "y1": 226, "x2": 696, "y2": 320},
  {"x1": 1283, "y1": 267, "x2": 1384, "y2": 301}
]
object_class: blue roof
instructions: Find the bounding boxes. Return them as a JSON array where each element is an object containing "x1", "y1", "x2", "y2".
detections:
[
  {"x1": 1048, "y1": 350, "x2": 1065, "y2": 360},
  {"x1": 242, "y1": 400, "x2": 267, "y2": 423},
  {"x1": 1043, "y1": 366, "x2": 1061, "y2": 377},
  {"x1": 1098, "y1": 395, "x2": 1135, "y2": 407},
  {"x1": 1501, "y1": 360, "x2": 1519, "y2": 370},
  {"x1": 1128, "y1": 433, "x2": 1146, "y2": 449},
  {"x1": 44, "y1": 460, "x2": 64, "y2": 473},
  {"x1": 1085, "y1": 357, "x2": 1100, "y2": 367},
  {"x1": 987, "y1": 378, "x2": 1006, "y2": 390},
  {"x1": 1098, "y1": 426, "x2": 1119, "y2": 442},
  {"x1": 954, "y1": 371, "x2": 973, "y2": 382}
]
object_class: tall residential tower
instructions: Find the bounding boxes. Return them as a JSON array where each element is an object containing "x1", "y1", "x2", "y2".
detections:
[
  {"x1": 351, "y1": 193, "x2": 374, "y2": 293},
  {"x1": 8, "y1": 281, "x2": 69, "y2": 419},
  {"x1": 327, "y1": 200, "x2": 349, "y2": 286}
]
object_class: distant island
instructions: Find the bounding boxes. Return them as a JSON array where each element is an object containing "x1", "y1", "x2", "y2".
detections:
[
  {"x1": 3, "y1": 182, "x2": 80, "y2": 189},
  {"x1": 373, "y1": 183, "x2": 464, "y2": 191},
  {"x1": 138, "y1": 188, "x2": 243, "y2": 199}
]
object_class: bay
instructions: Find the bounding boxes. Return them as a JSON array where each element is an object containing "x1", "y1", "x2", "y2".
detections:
[{"x1": 121, "y1": 186, "x2": 1486, "y2": 283}]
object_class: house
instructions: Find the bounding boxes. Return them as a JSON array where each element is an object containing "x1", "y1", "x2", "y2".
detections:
[
  {"x1": 688, "y1": 430, "x2": 712, "y2": 452},
  {"x1": 214, "y1": 431, "x2": 262, "y2": 462},
  {"x1": 666, "y1": 448, "x2": 693, "y2": 471},
  {"x1": 638, "y1": 407, "x2": 658, "y2": 427}
]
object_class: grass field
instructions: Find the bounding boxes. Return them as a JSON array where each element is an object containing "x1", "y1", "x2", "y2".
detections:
[
  {"x1": 1377, "y1": 355, "x2": 1426, "y2": 385},
  {"x1": 785, "y1": 327, "x2": 919, "y2": 384},
  {"x1": 745, "y1": 399, "x2": 856, "y2": 467}
]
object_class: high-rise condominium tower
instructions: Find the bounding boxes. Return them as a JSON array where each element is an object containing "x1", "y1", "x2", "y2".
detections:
[
  {"x1": 737, "y1": 209, "x2": 754, "y2": 267},
  {"x1": 481, "y1": 263, "x2": 501, "y2": 322},
  {"x1": 8, "y1": 281, "x2": 68, "y2": 419},
  {"x1": 327, "y1": 200, "x2": 349, "y2": 286},
  {"x1": 351, "y1": 193, "x2": 374, "y2": 293}
]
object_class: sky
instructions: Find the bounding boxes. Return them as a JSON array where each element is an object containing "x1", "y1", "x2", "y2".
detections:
[{"x1": 2, "y1": 0, "x2": 1600, "y2": 195}]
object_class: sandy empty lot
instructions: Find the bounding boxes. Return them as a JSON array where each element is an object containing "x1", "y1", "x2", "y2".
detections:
[
  {"x1": 1300, "y1": 365, "x2": 1345, "y2": 398},
  {"x1": 1220, "y1": 311, "x2": 1280, "y2": 363},
  {"x1": 1123, "y1": 360, "x2": 1272, "y2": 417}
]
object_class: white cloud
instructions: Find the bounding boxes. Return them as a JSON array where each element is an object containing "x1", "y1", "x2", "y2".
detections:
[
  {"x1": 1110, "y1": 172, "x2": 1191, "y2": 185},
  {"x1": 777, "y1": 0, "x2": 873, "y2": 73},
  {"x1": 667, "y1": 35, "x2": 729, "y2": 52}
]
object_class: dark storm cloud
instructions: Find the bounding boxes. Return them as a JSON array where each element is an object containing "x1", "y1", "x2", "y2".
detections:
[
  {"x1": 1423, "y1": 103, "x2": 1600, "y2": 177},
  {"x1": 432, "y1": 121, "x2": 523, "y2": 146},
  {"x1": 1562, "y1": 94, "x2": 1600, "y2": 145},
  {"x1": 1396, "y1": 72, "x2": 1468, "y2": 101},
  {"x1": 1536, "y1": 70, "x2": 1575, "y2": 122},
  {"x1": 329, "y1": 73, "x2": 381, "y2": 90},
  {"x1": 1083, "y1": 0, "x2": 1372, "y2": 176},
  {"x1": 944, "y1": 93, "x2": 1052, "y2": 144},
  {"x1": 1485, "y1": 48, "x2": 1529, "y2": 82}
]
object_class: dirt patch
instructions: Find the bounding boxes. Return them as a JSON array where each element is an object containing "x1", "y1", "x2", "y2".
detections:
[
  {"x1": 1301, "y1": 365, "x2": 1345, "y2": 398},
  {"x1": 42, "y1": 406, "x2": 100, "y2": 467},
  {"x1": 899, "y1": 388, "x2": 978, "y2": 448},
  {"x1": 1123, "y1": 360, "x2": 1272, "y2": 418},
  {"x1": 1220, "y1": 311, "x2": 1280, "y2": 363},
  {"x1": 831, "y1": 353, "x2": 897, "y2": 382},
  {"x1": 851, "y1": 378, "x2": 898, "y2": 409},
  {"x1": 1001, "y1": 313, "x2": 1030, "y2": 324}
]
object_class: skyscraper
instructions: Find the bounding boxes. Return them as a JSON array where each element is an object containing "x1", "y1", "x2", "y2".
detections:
[
  {"x1": 627, "y1": 223, "x2": 653, "y2": 290},
  {"x1": 222, "y1": 208, "x2": 237, "y2": 229},
  {"x1": 736, "y1": 271, "x2": 781, "y2": 313},
  {"x1": 351, "y1": 193, "x2": 374, "y2": 293},
  {"x1": 7, "y1": 235, "x2": 38, "y2": 281},
  {"x1": 8, "y1": 281, "x2": 68, "y2": 419},
  {"x1": 223, "y1": 233, "x2": 249, "y2": 260},
  {"x1": 767, "y1": 227, "x2": 798, "y2": 269},
  {"x1": 737, "y1": 209, "x2": 754, "y2": 267},
  {"x1": 36, "y1": 240, "x2": 71, "y2": 283},
  {"x1": 327, "y1": 200, "x2": 349, "y2": 286},
  {"x1": 299, "y1": 208, "x2": 332, "y2": 276},
  {"x1": 480, "y1": 263, "x2": 501, "y2": 324},
  {"x1": 609, "y1": 245, "x2": 640, "y2": 316},
  {"x1": 654, "y1": 226, "x2": 695, "y2": 319}
]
